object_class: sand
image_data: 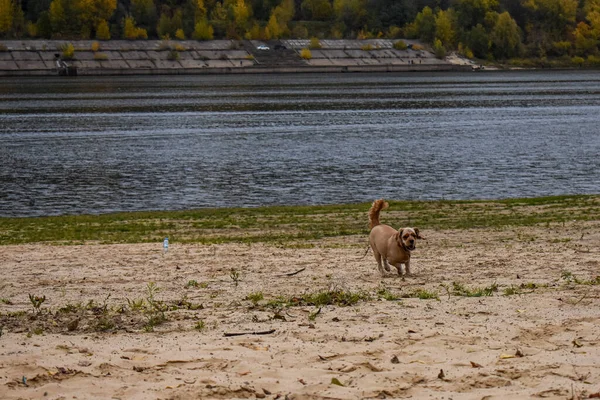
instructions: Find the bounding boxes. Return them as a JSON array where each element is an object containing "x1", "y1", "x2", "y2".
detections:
[{"x1": 0, "y1": 222, "x2": 599, "y2": 399}]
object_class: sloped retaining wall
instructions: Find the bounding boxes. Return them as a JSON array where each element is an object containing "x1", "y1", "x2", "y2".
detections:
[{"x1": 0, "y1": 39, "x2": 472, "y2": 76}]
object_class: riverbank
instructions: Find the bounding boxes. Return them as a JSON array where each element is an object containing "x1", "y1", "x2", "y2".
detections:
[
  {"x1": 0, "y1": 39, "x2": 473, "y2": 76},
  {"x1": 0, "y1": 196, "x2": 599, "y2": 399}
]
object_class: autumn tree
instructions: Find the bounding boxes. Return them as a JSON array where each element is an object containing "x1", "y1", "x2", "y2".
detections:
[
  {"x1": 266, "y1": 0, "x2": 293, "y2": 38},
  {"x1": 435, "y1": 8, "x2": 456, "y2": 48},
  {"x1": 123, "y1": 15, "x2": 148, "y2": 39},
  {"x1": 573, "y1": 21, "x2": 598, "y2": 55},
  {"x1": 193, "y1": 18, "x2": 214, "y2": 39},
  {"x1": 96, "y1": 18, "x2": 111, "y2": 39},
  {"x1": 0, "y1": 0, "x2": 14, "y2": 35}
]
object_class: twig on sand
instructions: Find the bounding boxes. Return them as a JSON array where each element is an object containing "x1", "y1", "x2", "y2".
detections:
[
  {"x1": 224, "y1": 329, "x2": 276, "y2": 337},
  {"x1": 280, "y1": 267, "x2": 306, "y2": 277}
]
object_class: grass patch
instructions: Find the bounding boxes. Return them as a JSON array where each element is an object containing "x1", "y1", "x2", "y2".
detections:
[
  {"x1": 245, "y1": 291, "x2": 264, "y2": 305},
  {"x1": 265, "y1": 288, "x2": 370, "y2": 309},
  {"x1": 448, "y1": 282, "x2": 498, "y2": 297},
  {"x1": 1, "y1": 195, "x2": 599, "y2": 245},
  {"x1": 401, "y1": 288, "x2": 439, "y2": 300},
  {"x1": 376, "y1": 287, "x2": 402, "y2": 301},
  {"x1": 561, "y1": 270, "x2": 600, "y2": 285}
]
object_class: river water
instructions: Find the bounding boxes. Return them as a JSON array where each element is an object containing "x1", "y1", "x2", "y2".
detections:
[{"x1": 1, "y1": 70, "x2": 599, "y2": 217}]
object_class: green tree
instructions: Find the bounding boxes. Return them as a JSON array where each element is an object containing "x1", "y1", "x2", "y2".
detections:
[
  {"x1": 453, "y1": 0, "x2": 499, "y2": 28},
  {"x1": 522, "y1": 0, "x2": 577, "y2": 39},
  {"x1": 301, "y1": 0, "x2": 333, "y2": 20},
  {"x1": 466, "y1": 23, "x2": 489, "y2": 58},
  {"x1": 490, "y1": 11, "x2": 521, "y2": 58},
  {"x1": 411, "y1": 6, "x2": 435, "y2": 42},
  {"x1": 130, "y1": 0, "x2": 157, "y2": 34},
  {"x1": 333, "y1": 0, "x2": 368, "y2": 35}
]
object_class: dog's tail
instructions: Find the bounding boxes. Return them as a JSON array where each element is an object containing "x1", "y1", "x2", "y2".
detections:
[{"x1": 368, "y1": 199, "x2": 389, "y2": 229}]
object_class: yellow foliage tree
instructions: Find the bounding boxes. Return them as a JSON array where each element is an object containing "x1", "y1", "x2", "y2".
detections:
[
  {"x1": 266, "y1": 14, "x2": 281, "y2": 38},
  {"x1": 233, "y1": 0, "x2": 250, "y2": 27},
  {"x1": 123, "y1": 16, "x2": 148, "y2": 39},
  {"x1": 96, "y1": 19, "x2": 111, "y2": 39},
  {"x1": 0, "y1": 0, "x2": 13, "y2": 35},
  {"x1": 435, "y1": 9, "x2": 455, "y2": 48},
  {"x1": 192, "y1": 18, "x2": 213, "y2": 39},
  {"x1": 194, "y1": 0, "x2": 206, "y2": 22}
]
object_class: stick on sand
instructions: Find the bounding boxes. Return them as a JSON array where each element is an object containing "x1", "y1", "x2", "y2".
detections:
[{"x1": 224, "y1": 329, "x2": 276, "y2": 337}]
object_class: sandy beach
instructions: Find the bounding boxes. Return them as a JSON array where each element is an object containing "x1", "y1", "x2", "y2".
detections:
[{"x1": 1, "y1": 221, "x2": 599, "y2": 399}]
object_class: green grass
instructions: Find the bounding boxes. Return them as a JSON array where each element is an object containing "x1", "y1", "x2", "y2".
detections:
[
  {"x1": 401, "y1": 289, "x2": 439, "y2": 300},
  {"x1": 449, "y1": 282, "x2": 498, "y2": 297},
  {"x1": 264, "y1": 289, "x2": 371, "y2": 309},
  {"x1": 1, "y1": 195, "x2": 599, "y2": 245}
]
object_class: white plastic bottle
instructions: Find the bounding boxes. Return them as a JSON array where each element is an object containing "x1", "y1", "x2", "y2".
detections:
[{"x1": 163, "y1": 237, "x2": 169, "y2": 253}]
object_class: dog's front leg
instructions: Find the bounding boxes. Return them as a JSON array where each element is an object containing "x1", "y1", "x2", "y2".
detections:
[
  {"x1": 383, "y1": 259, "x2": 391, "y2": 272},
  {"x1": 405, "y1": 260, "x2": 411, "y2": 276},
  {"x1": 394, "y1": 263, "x2": 404, "y2": 276}
]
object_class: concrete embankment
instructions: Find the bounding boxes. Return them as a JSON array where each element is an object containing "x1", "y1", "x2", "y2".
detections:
[{"x1": 0, "y1": 39, "x2": 473, "y2": 76}]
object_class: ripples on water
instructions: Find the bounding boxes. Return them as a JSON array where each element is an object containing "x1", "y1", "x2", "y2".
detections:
[{"x1": 1, "y1": 71, "x2": 599, "y2": 217}]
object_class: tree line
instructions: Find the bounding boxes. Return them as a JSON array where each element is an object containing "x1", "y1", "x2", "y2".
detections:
[{"x1": 1, "y1": 0, "x2": 599, "y2": 62}]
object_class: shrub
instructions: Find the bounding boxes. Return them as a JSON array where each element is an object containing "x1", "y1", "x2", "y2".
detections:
[
  {"x1": 309, "y1": 37, "x2": 321, "y2": 49},
  {"x1": 587, "y1": 55, "x2": 600, "y2": 66},
  {"x1": 93, "y1": 53, "x2": 108, "y2": 60},
  {"x1": 433, "y1": 38, "x2": 446, "y2": 59},
  {"x1": 167, "y1": 50, "x2": 180, "y2": 61},
  {"x1": 393, "y1": 40, "x2": 408, "y2": 50},
  {"x1": 571, "y1": 56, "x2": 584, "y2": 67},
  {"x1": 26, "y1": 22, "x2": 38, "y2": 38},
  {"x1": 175, "y1": 29, "x2": 185, "y2": 40},
  {"x1": 60, "y1": 43, "x2": 75, "y2": 60},
  {"x1": 361, "y1": 43, "x2": 374, "y2": 51},
  {"x1": 300, "y1": 48, "x2": 312, "y2": 59},
  {"x1": 387, "y1": 25, "x2": 402, "y2": 38},
  {"x1": 412, "y1": 44, "x2": 424, "y2": 51},
  {"x1": 91, "y1": 41, "x2": 100, "y2": 52},
  {"x1": 174, "y1": 44, "x2": 185, "y2": 51}
]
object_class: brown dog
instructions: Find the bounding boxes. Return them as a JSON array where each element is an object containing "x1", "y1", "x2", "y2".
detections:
[{"x1": 368, "y1": 199, "x2": 424, "y2": 276}]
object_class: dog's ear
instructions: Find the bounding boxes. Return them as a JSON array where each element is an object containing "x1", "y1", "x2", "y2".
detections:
[
  {"x1": 414, "y1": 228, "x2": 426, "y2": 240},
  {"x1": 398, "y1": 228, "x2": 404, "y2": 238}
]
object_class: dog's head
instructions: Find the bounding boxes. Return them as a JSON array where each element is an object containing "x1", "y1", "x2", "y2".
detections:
[{"x1": 397, "y1": 228, "x2": 425, "y2": 251}]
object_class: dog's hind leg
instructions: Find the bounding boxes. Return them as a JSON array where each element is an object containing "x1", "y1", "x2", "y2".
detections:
[{"x1": 372, "y1": 249, "x2": 386, "y2": 275}]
